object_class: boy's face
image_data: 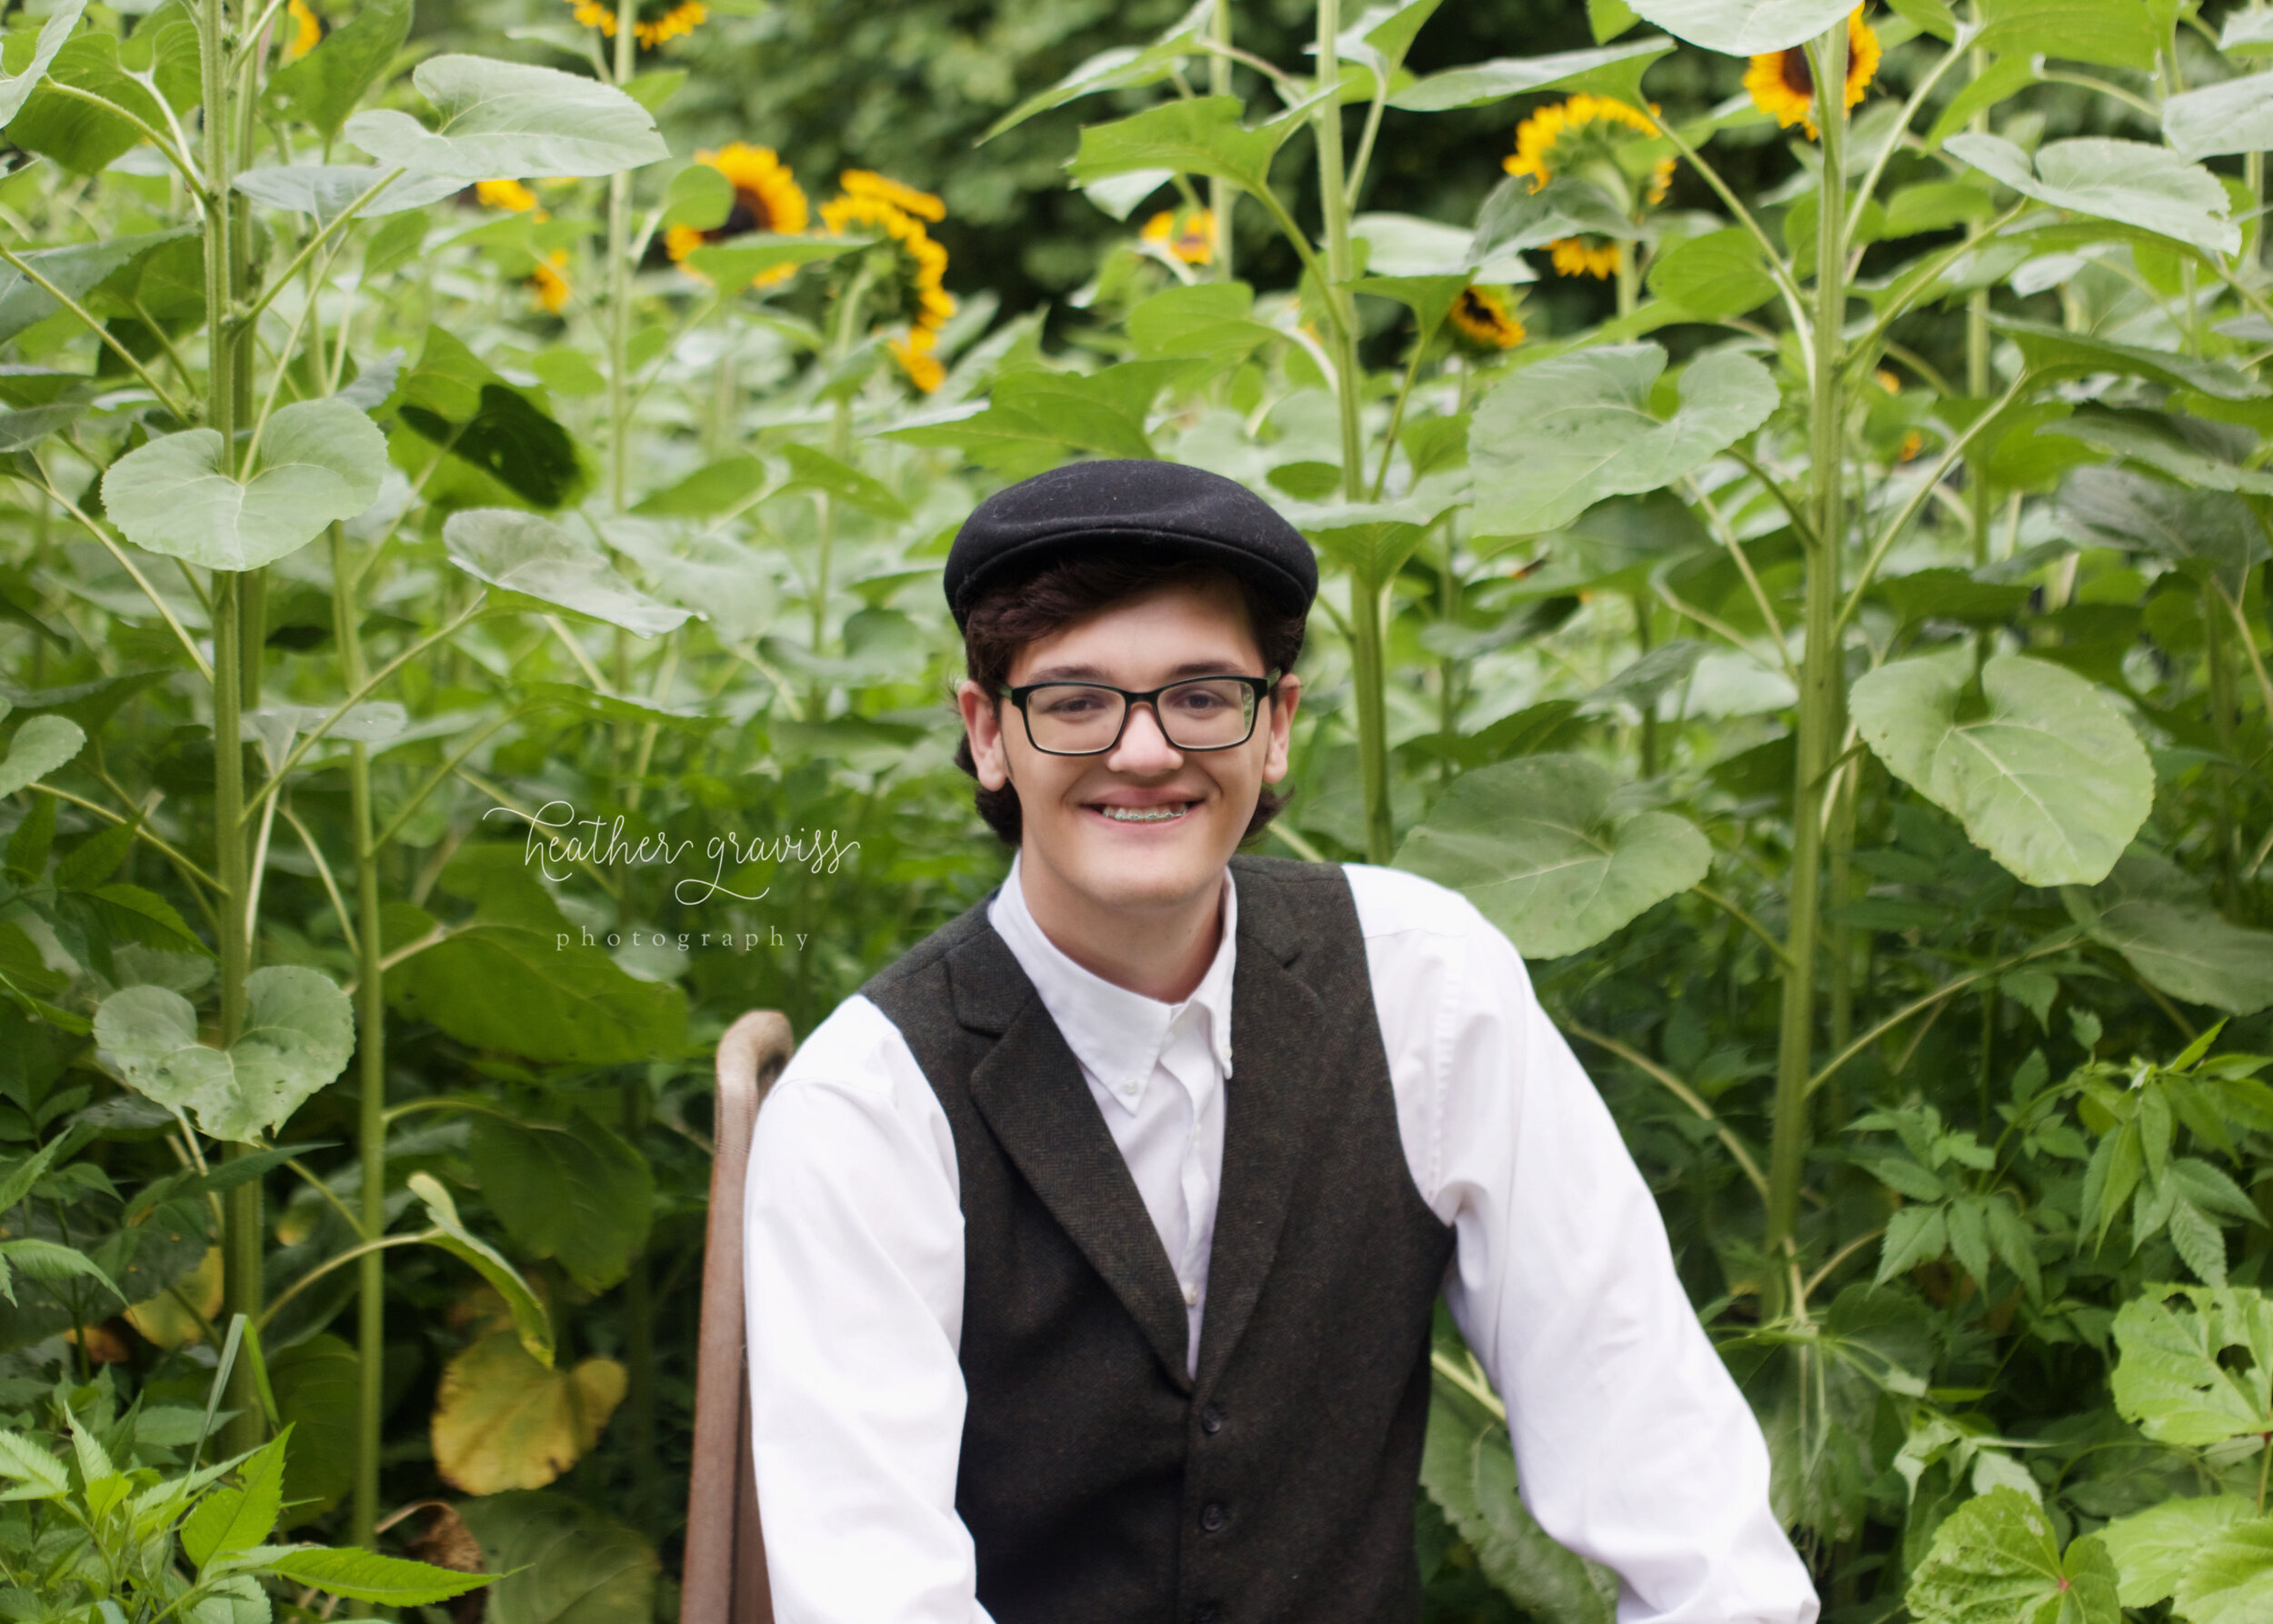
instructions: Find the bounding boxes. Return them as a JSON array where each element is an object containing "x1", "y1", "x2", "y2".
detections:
[{"x1": 956, "y1": 573, "x2": 1300, "y2": 925}]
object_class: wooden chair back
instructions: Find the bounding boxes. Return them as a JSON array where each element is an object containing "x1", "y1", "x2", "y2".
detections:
[{"x1": 679, "y1": 1010, "x2": 796, "y2": 1624}]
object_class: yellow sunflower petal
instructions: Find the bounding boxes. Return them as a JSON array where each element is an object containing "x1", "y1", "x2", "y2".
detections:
[
  {"x1": 1139, "y1": 207, "x2": 1214, "y2": 265},
  {"x1": 1447, "y1": 286, "x2": 1525, "y2": 350},
  {"x1": 890, "y1": 329, "x2": 946, "y2": 393},
  {"x1": 476, "y1": 178, "x2": 548, "y2": 223},
  {"x1": 664, "y1": 223, "x2": 708, "y2": 272},
  {"x1": 633, "y1": 0, "x2": 704, "y2": 46},
  {"x1": 1547, "y1": 236, "x2": 1621, "y2": 279},
  {"x1": 530, "y1": 251, "x2": 571, "y2": 315},
  {"x1": 840, "y1": 170, "x2": 945, "y2": 223},
  {"x1": 284, "y1": 0, "x2": 322, "y2": 62},
  {"x1": 1747, "y1": 7, "x2": 1877, "y2": 140}
]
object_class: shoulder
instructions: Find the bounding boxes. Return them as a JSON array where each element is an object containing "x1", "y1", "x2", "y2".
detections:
[
  {"x1": 1337, "y1": 862, "x2": 1541, "y2": 1026},
  {"x1": 770, "y1": 993, "x2": 917, "y2": 1101},
  {"x1": 754, "y1": 994, "x2": 958, "y2": 1182}
]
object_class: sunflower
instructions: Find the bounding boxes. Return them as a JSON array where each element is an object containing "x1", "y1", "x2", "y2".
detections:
[
  {"x1": 665, "y1": 144, "x2": 811, "y2": 288},
  {"x1": 890, "y1": 329, "x2": 946, "y2": 394},
  {"x1": 530, "y1": 251, "x2": 572, "y2": 316},
  {"x1": 283, "y1": 0, "x2": 323, "y2": 62},
  {"x1": 1447, "y1": 286, "x2": 1525, "y2": 351},
  {"x1": 821, "y1": 175, "x2": 957, "y2": 392},
  {"x1": 562, "y1": 0, "x2": 706, "y2": 49},
  {"x1": 1504, "y1": 94, "x2": 1674, "y2": 282},
  {"x1": 476, "y1": 177, "x2": 547, "y2": 221},
  {"x1": 1746, "y1": 7, "x2": 1879, "y2": 139},
  {"x1": 839, "y1": 170, "x2": 946, "y2": 223},
  {"x1": 1140, "y1": 206, "x2": 1216, "y2": 266}
]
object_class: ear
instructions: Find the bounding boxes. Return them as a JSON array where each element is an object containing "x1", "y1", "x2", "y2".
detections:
[
  {"x1": 956, "y1": 679, "x2": 1012, "y2": 790},
  {"x1": 1260, "y1": 674, "x2": 1300, "y2": 786}
]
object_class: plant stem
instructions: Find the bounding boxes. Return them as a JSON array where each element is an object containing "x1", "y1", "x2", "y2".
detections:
[
  {"x1": 1209, "y1": 0, "x2": 1235, "y2": 280},
  {"x1": 1966, "y1": 45, "x2": 1992, "y2": 568},
  {"x1": 199, "y1": 0, "x2": 264, "y2": 1463},
  {"x1": 1314, "y1": 0, "x2": 1360, "y2": 502},
  {"x1": 1629, "y1": 591, "x2": 1657, "y2": 777},
  {"x1": 1347, "y1": 576, "x2": 1394, "y2": 862},
  {"x1": 2203, "y1": 581, "x2": 2242, "y2": 902},
  {"x1": 1765, "y1": 18, "x2": 1849, "y2": 1310},
  {"x1": 603, "y1": 2, "x2": 660, "y2": 1514},
  {"x1": 623, "y1": 1074, "x2": 660, "y2": 1531},
  {"x1": 1312, "y1": 0, "x2": 1390, "y2": 861},
  {"x1": 331, "y1": 525, "x2": 388, "y2": 1572},
  {"x1": 1824, "y1": 750, "x2": 1858, "y2": 1136},
  {"x1": 606, "y1": 0, "x2": 637, "y2": 515}
]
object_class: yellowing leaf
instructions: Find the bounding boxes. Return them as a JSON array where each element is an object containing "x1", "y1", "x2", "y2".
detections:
[
  {"x1": 433, "y1": 1331, "x2": 626, "y2": 1496},
  {"x1": 123, "y1": 1245, "x2": 223, "y2": 1348}
]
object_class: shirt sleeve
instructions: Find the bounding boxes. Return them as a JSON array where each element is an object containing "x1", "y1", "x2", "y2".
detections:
[
  {"x1": 1344, "y1": 864, "x2": 1819, "y2": 1624},
  {"x1": 744, "y1": 993, "x2": 996, "y2": 1624}
]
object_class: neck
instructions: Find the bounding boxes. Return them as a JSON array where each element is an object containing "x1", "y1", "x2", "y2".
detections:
[{"x1": 1013, "y1": 853, "x2": 1225, "y2": 1004}]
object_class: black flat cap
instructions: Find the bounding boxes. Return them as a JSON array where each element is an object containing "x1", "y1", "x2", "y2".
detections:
[{"x1": 944, "y1": 459, "x2": 1317, "y2": 629}]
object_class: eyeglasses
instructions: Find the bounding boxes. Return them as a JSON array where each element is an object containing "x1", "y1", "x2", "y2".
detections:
[{"x1": 999, "y1": 673, "x2": 1280, "y2": 757}]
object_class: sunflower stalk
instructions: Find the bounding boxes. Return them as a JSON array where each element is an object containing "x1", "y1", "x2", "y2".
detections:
[
  {"x1": 1209, "y1": 0, "x2": 1235, "y2": 280},
  {"x1": 604, "y1": 0, "x2": 665, "y2": 1537},
  {"x1": 1310, "y1": 0, "x2": 1392, "y2": 864},
  {"x1": 197, "y1": 0, "x2": 265, "y2": 1465},
  {"x1": 1765, "y1": 15, "x2": 1850, "y2": 1315},
  {"x1": 1965, "y1": 35, "x2": 1991, "y2": 566},
  {"x1": 333, "y1": 522, "x2": 388, "y2": 1579}
]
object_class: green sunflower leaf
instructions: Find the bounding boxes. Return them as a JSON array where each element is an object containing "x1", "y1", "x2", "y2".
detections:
[
  {"x1": 1947, "y1": 134, "x2": 2238, "y2": 259},
  {"x1": 1395, "y1": 752, "x2": 1711, "y2": 957},
  {"x1": 1849, "y1": 650, "x2": 2151, "y2": 888},
  {"x1": 343, "y1": 55, "x2": 667, "y2": 180},
  {"x1": 1468, "y1": 342, "x2": 1777, "y2": 536},
  {"x1": 101, "y1": 398, "x2": 389, "y2": 571}
]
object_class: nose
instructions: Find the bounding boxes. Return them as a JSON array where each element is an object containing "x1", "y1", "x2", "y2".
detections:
[{"x1": 1106, "y1": 698, "x2": 1184, "y2": 771}]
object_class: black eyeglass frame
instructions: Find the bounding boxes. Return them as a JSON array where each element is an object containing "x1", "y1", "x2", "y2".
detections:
[{"x1": 996, "y1": 671, "x2": 1285, "y2": 757}]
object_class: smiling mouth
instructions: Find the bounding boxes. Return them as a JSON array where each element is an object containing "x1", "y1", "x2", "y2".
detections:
[{"x1": 1093, "y1": 802, "x2": 1194, "y2": 824}]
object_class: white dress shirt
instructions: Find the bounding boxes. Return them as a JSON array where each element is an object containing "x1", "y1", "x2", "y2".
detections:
[{"x1": 745, "y1": 855, "x2": 1818, "y2": 1624}]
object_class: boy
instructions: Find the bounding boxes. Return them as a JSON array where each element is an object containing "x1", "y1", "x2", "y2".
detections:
[{"x1": 746, "y1": 460, "x2": 1817, "y2": 1624}]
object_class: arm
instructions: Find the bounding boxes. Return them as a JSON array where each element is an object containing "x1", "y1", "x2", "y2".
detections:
[
  {"x1": 744, "y1": 995, "x2": 996, "y2": 1624},
  {"x1": 1347, "y1": 866, "x2": 1817, "y2": 1624}
]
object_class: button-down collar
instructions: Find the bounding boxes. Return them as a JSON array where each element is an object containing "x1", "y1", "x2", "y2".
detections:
[{"x1": 987, "y1": 853, "x2": 1238, "y2": 1112}]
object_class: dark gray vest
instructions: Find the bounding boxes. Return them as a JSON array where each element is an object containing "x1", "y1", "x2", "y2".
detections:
[{"x1": 861, "y1": 854, "x2": 1455, "y2": 1624}]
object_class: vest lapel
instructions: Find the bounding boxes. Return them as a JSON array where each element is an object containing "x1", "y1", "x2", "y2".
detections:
[
  {"x1": 1193, "y1": 864, "x2": 1327, "y2": 1393},
  {"x1": 952, "y1": 926, "x2": 1197, "y2": 1393}
]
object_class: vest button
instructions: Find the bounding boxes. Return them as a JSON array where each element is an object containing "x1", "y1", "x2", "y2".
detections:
[
  {"x1": 1200, "y1": 1501, "x2": 1227, "y2": 1532},
  {"x1": 1199, "y1": 1403, "x2": 1225, "y2": 1435}
]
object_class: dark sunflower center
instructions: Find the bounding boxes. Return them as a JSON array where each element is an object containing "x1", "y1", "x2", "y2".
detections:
[
  {"x1": 1778, "y1": 49, "x2": 1813, "y2": 98},
  {"x1": 723, "y1": 189, "x2": 775, "y2": 236}
]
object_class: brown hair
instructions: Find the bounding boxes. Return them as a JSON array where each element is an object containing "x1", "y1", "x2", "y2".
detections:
[{"x1": 954, "y1": 549, "x2": 1307, "y2": 847}]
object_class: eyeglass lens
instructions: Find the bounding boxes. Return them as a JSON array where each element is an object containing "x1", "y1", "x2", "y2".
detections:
[{"x1": 1026, "y1": 679, "x2": 1257, "y2": 753}]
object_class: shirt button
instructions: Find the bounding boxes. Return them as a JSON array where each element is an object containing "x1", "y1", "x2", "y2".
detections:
[
  {"x1": 1181, "y1": 1279, "x2": 1198, "y2": 1306},
  {"x1": 1199, "y1": 1403, "x2": 1225, "y2": 1435},
  {"x1": 1200, "y1": 1502, "x2": 1227, "y2": 1533}
]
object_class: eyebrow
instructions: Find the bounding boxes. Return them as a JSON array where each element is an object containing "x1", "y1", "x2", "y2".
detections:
[{"x1": 1021, "y1": 658, "x2": 1259, "y2": 683}]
